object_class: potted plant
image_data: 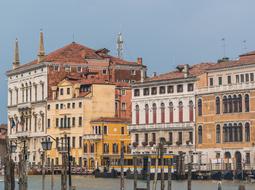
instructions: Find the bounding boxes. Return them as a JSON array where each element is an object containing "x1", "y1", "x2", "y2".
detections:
[
  {"x1": 149, "y1": 141, "x2": 155, "y2": 147},
  {"x1": 132, "y1": 142, "x2": 138, "y2": 148},
  {"x1": 142, "y1": 141, "x2": 148, "y2": 147}
]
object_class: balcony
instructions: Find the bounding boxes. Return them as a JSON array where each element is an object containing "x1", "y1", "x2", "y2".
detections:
[
  {"x1": 17, "y1": 102, "x2": 32, "y2": 110},
  {"x1": 128, "y1": 122, "x2": 194, "y2": 132},
  {"x1": 83, "y1": 134, "x2": 103, "y2": 141},
  {"x1": 11, "y1": 131, "x2": 31, "y2": 138}
]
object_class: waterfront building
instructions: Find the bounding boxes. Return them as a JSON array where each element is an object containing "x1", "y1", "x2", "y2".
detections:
[
  {"x1": 84, "y1": 117, "x2": 131, "y2": 170},
  {"x1": 7, "y1": 31, "x2": 146, "y2": 165},
  {"x1": 196, "y1": 53, "x2": 255, "y2": 172},
  {"x1": 46, "y1": 77, "x2": 116, "y2": 167},
  {"x1": 128, "y1": 63, "x2": 212, "y2": 158}
]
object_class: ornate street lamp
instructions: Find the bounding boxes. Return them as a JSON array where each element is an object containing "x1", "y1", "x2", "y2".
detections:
[{"x1": 41, "y1": 137, "x2": 53, "y2": 151}]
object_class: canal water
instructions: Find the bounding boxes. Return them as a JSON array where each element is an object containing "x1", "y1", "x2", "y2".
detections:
[{"x1": 0, "y1": 175, "x2": 254, "y2": 190}]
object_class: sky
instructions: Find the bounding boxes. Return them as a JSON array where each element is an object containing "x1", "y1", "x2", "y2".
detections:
[{"x1": 0, "y1": 0, "x2": 255, "y2": 123}]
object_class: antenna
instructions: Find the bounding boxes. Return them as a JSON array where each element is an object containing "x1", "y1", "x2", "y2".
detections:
[
  {"x1": 242, "y1": 40, "x2": 247, "y2": 52},
  {"x1": 221, "y1": 38, "x2": 226, "y2": 58},
  {"x1": 117, "y1": 32, "x2": 124, "y2": 59},
  {"x1": 72, "y1": 33, "x2": 75, "y2": 43}
]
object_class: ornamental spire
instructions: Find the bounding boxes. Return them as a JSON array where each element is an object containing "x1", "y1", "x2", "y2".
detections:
[
  {"x1": 38, "y1": 29, "x2": 45, "y2": 63},
  {"x1": 13, "y1": 38, "x2": 20, "y2": 69}
]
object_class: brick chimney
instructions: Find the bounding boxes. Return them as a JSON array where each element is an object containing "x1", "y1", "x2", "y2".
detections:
[{"x1": 137, "y1": 57, "x2": 143, "y2": 65}]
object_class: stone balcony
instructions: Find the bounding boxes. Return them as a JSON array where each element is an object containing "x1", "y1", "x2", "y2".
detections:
[
  {"x1": 83, "y1": 134, "x2": 103, "y2": 141},
  {"x1": 128, "y1": 122, "x2": 194, "y2": 132}
]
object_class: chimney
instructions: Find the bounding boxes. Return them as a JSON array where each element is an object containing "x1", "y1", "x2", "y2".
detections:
[
  {"x1": 183, "y1": 64, "x2": 189, "y2": 78},
  {"x1": 153, "y1": 72, "x2": 157, "y2": 77},
  {"x1": 137, "y1": 57, "x2": 143, "y2": 65}
]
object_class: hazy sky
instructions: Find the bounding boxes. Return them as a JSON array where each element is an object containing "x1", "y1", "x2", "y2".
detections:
[{"x1": 0, "y1": 0, "x2": 255, "y2": 123}]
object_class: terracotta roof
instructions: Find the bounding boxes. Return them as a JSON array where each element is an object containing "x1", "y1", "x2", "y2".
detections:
[
  {"x1": 207, "y1": 58, "x2": 255, "y2": 70},
  {"x1": 91, "y1": 117, "x2": 131, "y2": 123},
  {"x1": 14, "y1": 42, "x2": 138, "y2": 70},
  {"x1": 145, "y1": 62, "x2": 215, "y2": 82}
]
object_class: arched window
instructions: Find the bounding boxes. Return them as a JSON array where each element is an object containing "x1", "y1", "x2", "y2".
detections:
[
  {"x1": 238, "y1": 123, "x2": 243, "y2": 142},
  {"x1": 198, "y1": 126, "x2": 202, "y2": 144},
  {"x1": 233, "y1": 95, "x2": 238, "y2": 112},
  {"x1": 223, "y1": 124, "x2": 228, "y2": 142},
  {"x1": 245, "y1": 123, "x2": 250, "y2": 142},
  {"x1": 160, "y1": 103, "x2": 165, "y2": 123},
  {"x1": 135, "y1": 105, "x2": 139, "y2": 125},
  {"x1": 198, "y1": 99, "x2": 202, "y2": 116},
  {"x1": 245, "y1": 94, "x2": 250, "y2": 112},
  {"x1": 234, "y1": 123, "x2": 238, "y2": 142},
  {"x1": 238, "y1": 95, "x2": 242, "y2": 112},
  {"x1": 145, "y1": 104, "x2": 149, "y2": 125},
  {"x1": 178, "y1": 101, "x2": 183, "y2": 122},
  {"x1": 216, "y1": 124, "x2": 221, "y2": 143},
  {"x1": 216, "y1": 97, "x2": 220, "y2": 114},
  {"x1": 223, "y1": 96, "x2": 228, "y2": 113},
  {"x1": 228, "y1": 123, "x2": 233, "y2": 142},
  {"x1": 228, "y1": 95, "x2": 233, "y2": 113},
  {"x1": 189, "y1": 101, "x2": 194, "y2": 122},
  {"x1": 169, "y1": 102, "x2": 173, "y2": 123},
  {"x1": 152, "y1": 103, "x2": 157, "y2": 124}
]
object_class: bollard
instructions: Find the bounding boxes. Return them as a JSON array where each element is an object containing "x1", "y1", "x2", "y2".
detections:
[{"x1": 238, "y1": 185, "x2": 245, "y2": 190}]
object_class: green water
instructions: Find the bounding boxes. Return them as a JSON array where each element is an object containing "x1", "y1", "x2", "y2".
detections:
[{"x1": 0, "y1": 175, "x2": 254, "y2": 190}]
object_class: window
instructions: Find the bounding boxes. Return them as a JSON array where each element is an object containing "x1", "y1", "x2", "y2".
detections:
[
  {"x1": 77, "y1": 66, "x2": 82, "y2": 72},
  {"x1": 167, "y1": 86, "x2": 174, "y2": 93},
  {"x1": 189, "y1": 132, "x2": 193, "y2": 144},
  {"x1": 216, "y1": 97, "x2": 220, "y2": 114},
  {"x1": 72, "y1": 103, "x2": 75, "y2": 108},
  {"x1": 134, "y1": 89, "x2": 140, "y2": 97},
  {"x1": 90, "y1": 144, "x2": 95, "y2": 153},
  {"x1": 250, "y1": 73, "x2": 254, "y2": 82},
  {"x1": 189, "y1": 101, "x2": 194, "y2": 122},
  {"x1": 47, "y1": 104, "x2": 50, "y2": 110},
  {"x1": 144, "y1": 133, "x2": 148, "y2": 143},
  {"x1": 113, "y1": 143, "x2": 118, "y2": 154},
  {"x1": 121, "y1": 103, "x2": 126, "y2": 110},
  {"x1": 135, "y1": 105, "x2": 139, "y2": 125},
  {"x1": 245, "y1": 123, "x2": 250, "y2": 142},
  {"x1": 67, "y1": 117, "x2": 71, "y2": 128},
  {"x1": 177, "y1": 85, "x2": 183, "y2": 93},
  {"x1": 60, "y1": 104, "x2": 64, "y2": 109},
  {"x1": 47, "y1": 119, "x2": 51, "y2": 128},
  {"x1": 223, "y1": 96, "x2": 227, "y2": 113},
  {"x1": 151, "y1": 87, "x2": 157, "y2": 95},
  {"x1": 218, "y1": 77, "x2": 222, "y2": 85},
  {"x1": 178, "y1": 132, "x2": 182, "y2": 145},
  {"x1": 178, "y1": 102, "x2": 183, "y2": 122},
  {"x1": 78, "y1": 117, "x2": 82, "y2": 127},
  {"x1": 131, "y1": 70, "x2": 136, "y2": 75},
  {"x1": 135, "y1": 134, "x2": 139, "y2": 143},
  {"x1": 120, "y1": 89, "x2": 126, "y2": 95},
  {"x1": 67, "y1": 103, "x2": 71, "y2": 109},
  {"x1": 67, "y1": 88, "x2": 70, "y2": 95},
  {"x1": 145, "y1": 104, "x2": 149, "y2": 125},
  {"x1": 102, "y1": 69, "x2": 107, "y2": 74},
  {"x1": 143, "y1": 88, "x2": 149, "y2": 96},
  {"x1": 238, "y1": 95, "x2": 242, "y2": 112},
  {"x1": 54, "y1": 65, "x2": 59, "y2": 71},
  {"x1": 227, "y1": 76, "x2": 231, "y2": 84},
  {"x1": 84, "y1": 143, "x2": 88, "y2": 153},
  {"x1": 209, "y1": 78, "x2": 214, "y2": 86},
  {"x1": 152, "y1": 133, "x2": 156, "y2": 144},
  {"x1": 169, "y1": 102, "x2": 174, "y2": 123},
  {"x1": 56, "y1": 104, "x2": 59, "y2": 110},
  {"x1": 159, "y1": 86, "x2": 166, "y2": 94},
  {"x1": 72, "y1": 117, "x2": 75, "y2": 127},
  {"x1": 198, "y1": 126, "x2": 202, "y2": 144},
  {"x1": 60, "y1": 88, "x2": 64, "y2": 95},
  {"x1": 236, "y1": 75, "x2": 240, "y2": 83},
  {"x1": 198, "y1": 99, "x2": 202, "y2": 116},
  {"x1": 246, "y1": 73, "x2": 249, "y2": 82},
  {"x1": 228, "y1": 95, "x2": 232, "y2": 113},
  {"x1": 121, "y1": 127, "x2": 125, "y2": 135},
  {"x1": 65, "y1": 65, "x2": 71, "y2": 72},
  {"x1": 168, "y1": 132, "x2": 173, "y2": 145},
  {"x1": 188, "y1": 84, "x2": 194, "y2": 92},
  {"x1": 72, "y1": 137, "x2": 76, "y2": 148},
  {"x1": 56, "y1": 118, "x2": 59, "y2": 127},
  {"x1": 103, "y1": 143, "x2": 109, "y2": 153},
  {"x1": 103, "y1": 126, "x2": 108, "y2": 135},
  {"x1": 245, "y1": 94, "x2": 250, "y2": 112},
  {"x1": 233, "y1": 95, "x2": 238, "y2": 112},
  {"x1": 216, "y1": 125, "x2": 221, "y2": 143},
  {"x1": 246, "y1": 153, "x2": 251, "y2": 164},
  {"x1": 241, "y1": 74, "x2": 244, "y2": 83},
  {"x1": 79, "y1": 102, "x2": 82, "y2": 108},
  {"x1": 160, "y1": 103, "x2": 165, "y2": 123},
  {"x1": 152, "y1": 103, "x2": 157, "y2": 124}
]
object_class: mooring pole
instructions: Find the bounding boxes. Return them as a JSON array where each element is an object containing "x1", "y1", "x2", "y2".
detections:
[
  {"x1": 51, "y1": 159, "x2": 54, "y2": 190},
  {"x1": 167, "y1": 157, "x2": 172, "y2": 190},
  {"x1": 153, "y1": 148, "x2": 159, "y2": 190},
  {"x1": 42, "y1": 152, "x2": 45, "y2": 190},
  {"x1": 120, "y1": 144, "x2": 124, "y2": 190},
  {"x1": 147, "y1": 157, "x2": 151, "y2": 190},
  {"x1": 160, "y1": 144, "x2": 165, "y2": 190},
  {"x1": 133, "y1": 156, "x2": 137, "y2": 190}
]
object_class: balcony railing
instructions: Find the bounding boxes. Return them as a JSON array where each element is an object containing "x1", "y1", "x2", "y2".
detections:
[
  {"x1": 128, "y1": 122, "x2": 194, "y2": 131},
  {"x1": 83, "y1": 134, "x2": 103, "y2": 140}
]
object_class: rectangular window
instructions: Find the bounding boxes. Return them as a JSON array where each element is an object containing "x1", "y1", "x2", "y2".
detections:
[
  {"x1": 250, "y1": 73, "x2": 254, "y2": 82},
  {"x1": 79, "y1": 102, "x2": 82, "y2": 108},
  {"x1": 134, "y1": 89, "x2": 140, "y2": 97},
  {"x1": 121, "y1": 103, "x2": 126, "y2": 110},
  {"x1": 167, "y1": 86, "x2": 174, "y2": 93},
  {"x1": 151, "y1": 87, "x2": 157, "y2": 95},
  {"x1": 159, "y1": 86, "x2": 166, "y2": 94},
  {"x1": 54, "y1": 65, "x2": 59, "y2": 71},
  {"x1": 67, "y1": 103, "x2": 70, "y2": 109},
  {"x1": 56, "y1": 104, "x2": 59, "y2": 110},
  {"x1": 102, "y1": 69, "x2": 107, "y2": 74},
  {"x1": 152, "y1": 133, "x2": 156, "y2": 144},
  {"x1": 60, "y1": 104, "x2": 63, "y2": 109},
  {"x1": 72, "y1": 103, "x2": 75, "y2": 108},
  {"x1": 246, "y1": 73, "x2": 249, "y2": 82},
  {"x1": 79, "y1": 136, "x2": 82, "y2": 148},
  {"x1": 218, "y1": 77, "x2": 222, "y2": 85},
  {"x1": 241, "y1": 74, "x2": 244, "y2": 83},
  {"x1": 246, "y1": 152, "x2": 251, "y2": 164},
  {"x1": 77, "y1": 66, "x2": 82, "y2": 72},
  {"x1": 79, "y1": 117, "x2": 82, "y2": 127},
  {"x1": 60, "y1": 118, "x2": 64, "y2": 128},
  {"x1": 143, "y1": 88, "x2": 150, "y2": 96},
  {"x1": 144, "y1": 133, "x2": 148, "y2": 143},
  {"x1": 236, "y1": 75, "x2": 240, "y2": 83},
  {"x1": 67, "y1": 118, "x2": 71, "y2": 128},
  {"x1": 72, "y1": 117, "x2": 75, "y2": 127},
  {"x1": 65, "y1": 65, "x2": 71, "y2": 72},
  {"x1": 168, "y1": 132, "x2": 173, "y2": 145},
  {"x1": 189, "y1": 132, "x2": 193, "y2": 144},
  {"x1": 56, "y1": 118, "x2": 59, "y2": 127},
  {"x1": 209, "y1": 78, "x2": 214, "y2": 86},
  {"x1": 121, "y1": 127, "x2": 125, "y2": 135},
  {"x1": 135, "y1": 134, "x2": 139, "y2": 143},
  {"x1": 47, "y1": 119, "x2": 50, "y2": 128},
  {"x1": 72, "y1": 137, "x2": 75, "y2": 148},
  {"x1": 120, "y1": 89, "x2": 126, "y2": 95},
  {"x1": 131, "y1": 70, "x2": 136, "y2": 75},
  {"x1": 188, "y1": 84, "x2": 194, "y2": 92},
  {"x1": 47, "y1": 104, "x2": 50, "y2": 110},
  {"x1": 178, "y1": 132, "x2": 182, "y2": 145},
  {"x1": 227, "y1": 76, "x2": 231, "y2": 84},
  {"x1": 177, "y1": 85, "x2": 183, "y2": 93},
  {"x1": 67, "y1": 88, "x2": 70, "y2": 95}
]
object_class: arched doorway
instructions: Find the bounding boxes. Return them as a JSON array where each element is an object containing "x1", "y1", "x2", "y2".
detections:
[
  {"x1": 224, "y1": 152, "x2": 231, "y2": 170},
  {"x1": 235, "y1": 151, "x2": 242, "y2": 171}
]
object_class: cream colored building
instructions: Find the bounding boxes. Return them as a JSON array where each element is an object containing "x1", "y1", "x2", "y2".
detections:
[{"x1": 46, "y1": 78, "x2": 115, "y2": 166}]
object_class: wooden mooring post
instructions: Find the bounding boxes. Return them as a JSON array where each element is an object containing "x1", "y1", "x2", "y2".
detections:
[
  {"x1": 160, "y1": 144, "x2": 165, "y2": 190},
  {"x1": 51, "y1": 159, "x2": 54, "y2": 190},
  {"x1": 167, "y1": 158, "x2": 172, "y2": 190},
  {"x1": 147, "y1": 157, "x2": 151, "y2": 190},
  {"x1": 120, "y1": 144, "x2": 124, "y2": 190},
  {"x1": 133, "y1": 156, "x2": 137, "y2": 190}
]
